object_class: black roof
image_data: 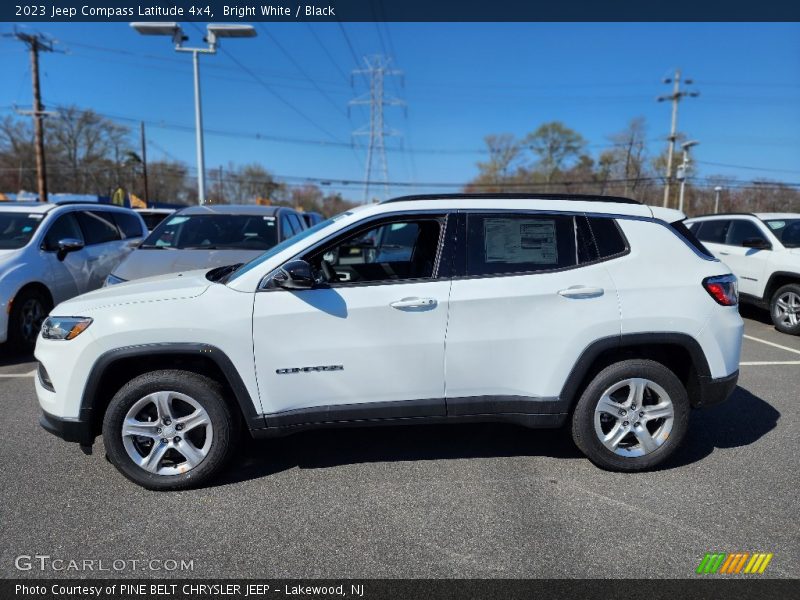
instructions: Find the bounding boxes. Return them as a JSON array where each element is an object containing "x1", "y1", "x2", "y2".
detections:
[{"x1": 382, "y1": 193, "x2": 640, "y2": 205}]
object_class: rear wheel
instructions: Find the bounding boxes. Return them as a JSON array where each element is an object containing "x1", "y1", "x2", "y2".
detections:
[
  {"x1": 8, "y1": 288, "x2": 51, "y2": 353},
  {"x1": 572, "y1": 359, "x2": 690, "y2": 471},
  {"x1": 103, "y1": 370, "x2": 236, "y2": 490},
  {"x1": 770, "y1": 284, "x2": 800, "y2": 335}
]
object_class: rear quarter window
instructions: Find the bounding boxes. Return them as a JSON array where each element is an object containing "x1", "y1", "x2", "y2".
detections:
[
  {"x1": 587, "y1": 217, "x2": 628, "y2": 258},
  {"x1": 670, "y1": 220, "x2": 715, "y2": 259}
]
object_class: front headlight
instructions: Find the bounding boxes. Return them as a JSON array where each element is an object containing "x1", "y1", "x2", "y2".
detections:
[
  {"x1": 104, "y1": 273, "x2": 126, "y2": 286},
  {"x1": 41, "y1": 317, "x2": 93, "y2": 340}
]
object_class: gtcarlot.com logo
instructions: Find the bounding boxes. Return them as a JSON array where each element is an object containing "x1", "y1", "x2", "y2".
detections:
[
  {"x1": 696, "y1": 552, "x2": 773, "y2": 574},
  {"x1": 14, "y1": 555, "x2": 194, "y2": 572}
]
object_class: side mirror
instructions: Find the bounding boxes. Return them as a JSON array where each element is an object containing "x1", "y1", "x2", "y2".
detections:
[
  {"x1": 273, "y1": 259, "x2": 315, "y2": 290},
  {"x1": 56, "y1": 238, "x2": 84, "y2": 261},
  {"x1": 741, "y1": 237, "x2": 771, "y2": 250}
]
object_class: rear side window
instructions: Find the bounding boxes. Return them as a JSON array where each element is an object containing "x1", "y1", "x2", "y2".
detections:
[
  {"x1": 76, "y1": 211, "x2": 121, "y2": 245},
  {"x1": 588, "y1": 217, "x2": 627, "y2": 258},
  {"x1": 288, "y1": 213, "x2": 305, "y2": 235},
  {"x1": 694, "y1": 219, "x2": 730, "y2": 244},
  {"x1": 112, "y1": 212, "x2": 144, "y2": 239},
  {"x1": 280, "y1": 214, "x2": 298, "y2": 238},
  {"x1": 670, "y1": 220, "x2": 715, "y2": 259},
  {"x1": 466, "y1": 213, "x2": 578, "y2": 276}
]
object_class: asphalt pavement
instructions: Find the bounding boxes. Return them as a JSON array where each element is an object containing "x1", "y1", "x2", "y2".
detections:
[{"x1": 0, "y1": 307, "x2": 797, "y2": 579}]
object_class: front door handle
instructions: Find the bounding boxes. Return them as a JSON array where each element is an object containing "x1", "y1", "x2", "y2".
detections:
[
  {"x1": 390, "y1": 297, "x2": 437, "y2": 309},
  {"x1": 558, "y1": 286, "x2": 604, "y2": 299},
  {"x1": 719, "y1": 251, "x2": 730, "y2": 256}
]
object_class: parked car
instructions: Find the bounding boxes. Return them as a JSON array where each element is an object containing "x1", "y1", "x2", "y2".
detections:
[
  {"x1": 301, "y1": 211, "x2": 324, "y2": 228},
  {"x1": 685, "y1": 212, "x2": 800, "y2": 335},
  {"x1": 0, "y1": 202, "x2": 146, "y2": 352},
  {"x1": 35, "y1": 194, "x2": 742, "y2": 489},
  {"x1": 134, "y1": 208, "x2": 175, "y2": 232},
  {"x1": 105, "y1": 204, "x2": 307, "y2": 285}
]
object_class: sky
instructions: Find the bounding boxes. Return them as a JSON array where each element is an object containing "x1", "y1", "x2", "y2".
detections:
[{"x1": 1, "y1": 22, "x2": 799, "y2": 201}]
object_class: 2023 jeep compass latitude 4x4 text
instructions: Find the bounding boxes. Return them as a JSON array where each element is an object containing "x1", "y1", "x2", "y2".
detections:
[{"x1": 35, "y1": 195, "x2": 743, "y2": 490}]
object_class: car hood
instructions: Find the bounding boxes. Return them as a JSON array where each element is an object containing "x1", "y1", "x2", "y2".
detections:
[
  {"x1": 113, "y1": 248, "x2": 266, "y2": 281},
  {"x1": 53, "y1": 269, "x2": 213, "y2": 314}
]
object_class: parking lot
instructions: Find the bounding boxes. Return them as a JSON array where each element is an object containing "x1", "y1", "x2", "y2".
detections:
[{"x1": 0, "y1": 306, "x2": 797, "y2": 579}]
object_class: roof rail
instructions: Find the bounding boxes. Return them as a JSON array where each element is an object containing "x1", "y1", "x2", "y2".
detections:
[{"x1": 382, "y1": 192, "x2": 640, "y2": 205}]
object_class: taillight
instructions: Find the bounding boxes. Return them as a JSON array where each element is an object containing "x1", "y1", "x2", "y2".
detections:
[{"x1": 703, "y1": 274, "x2": 738, "y2": 306}]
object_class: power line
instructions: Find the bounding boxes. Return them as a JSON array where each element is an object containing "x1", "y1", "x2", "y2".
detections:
[{"x1": 186, "y1": 23, "x2": 340, "y2": 142}]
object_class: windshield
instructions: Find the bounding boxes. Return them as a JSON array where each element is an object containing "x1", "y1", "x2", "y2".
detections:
[
  {"x1": 225, "y1": 213, "x2": 350, "y2": 283},
  {"x1": 765, "y1": 219, "x2": 800, "y2": 248},
  {"x1": 141, "y1": 214, "x2": 279, "y2": 250},
  {"x1": 0, "y1": 212, "x2": 43, "y2": 249}
]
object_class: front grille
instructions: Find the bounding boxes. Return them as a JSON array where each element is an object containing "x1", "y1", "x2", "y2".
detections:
[{"x1": 37, "y1": 362, "x2": 54, "y2": 392}]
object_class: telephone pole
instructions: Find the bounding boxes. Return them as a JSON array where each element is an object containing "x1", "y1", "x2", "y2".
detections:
[
  {"x1": 139, "y1": 122, "x2": 149, "y2": 206},
  {"x1": 8, "y1": 31, "x2": 55, "y2": 202},
  {"x1": 350, "y1": 55, "x2": 405, "y2": 202},
  {"x1": 657, "y1": 69, "x2": 699, "y2": 208}
]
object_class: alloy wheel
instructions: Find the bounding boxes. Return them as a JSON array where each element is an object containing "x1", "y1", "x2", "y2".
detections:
[
  {"x1": 593, "y1": 378, "x2": 674, "y2": 457},
  {"x1": 774, "y1": 291, "x2": 800, "y2": 327},
  {"x1": 121, "y1": 391, "x2": 213, "y2": 476}
]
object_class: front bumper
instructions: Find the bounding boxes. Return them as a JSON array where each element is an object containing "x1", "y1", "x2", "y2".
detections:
[
  {"x1": 39, "y1": 410, "x2": 95, "y2": 445},
  {"x1": 695, "y1": 370, "x2": 739, "y2": 408}
]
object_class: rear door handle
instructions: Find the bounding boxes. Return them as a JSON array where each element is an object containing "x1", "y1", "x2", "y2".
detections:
[
  {"x1": 558, "y1": 286, "x2": 604, "y2": 299},
  {"x1": 390, "y1": 297, "x2": 437, "y2": 309},
  {"x1": 719, "y1": 251, "x2": 730, "y2": 255}
]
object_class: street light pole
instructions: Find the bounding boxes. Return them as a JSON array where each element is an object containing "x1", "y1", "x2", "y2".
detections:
[
  {"x1": 714, "y1": 185, "x2": 723, "y2": 214},
  {"x1": 130, "y1": 22, "x2": 256, "y2": 205}
]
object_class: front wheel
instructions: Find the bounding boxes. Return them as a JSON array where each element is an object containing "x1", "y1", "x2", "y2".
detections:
[
  {"x1": 8, "y1": 288, "x2": 51, "y2": 353},
  {"x1": 770, "y1": 284, "x2": 800, "y2": 335},
  {"x1": 103, "y1": 370, "x2": 236, "y2": 490},
  {"x1": 571, "y1": 359, "x2": 690, "y2": 472}
]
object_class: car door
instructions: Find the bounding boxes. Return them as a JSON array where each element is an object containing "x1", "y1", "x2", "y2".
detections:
[
  {"x1": 252, "y1": 213, "x2": 452, "y2": 421},
  {"x1": 718, "y1": 219, "x2": 772, "y2": 297},
  {"x1": 74, "y1": 210, "x2": 123, "y2": 291},
  {"x1": 444, "y1": 212, "x2": 621, "y2": 414},
  {"x1": 40, "y1": 211, "x2": 92, "y2": 305}
]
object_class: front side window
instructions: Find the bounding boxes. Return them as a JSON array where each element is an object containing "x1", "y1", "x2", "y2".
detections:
[
  {"x1": 306, "y1": 218, "x2": 444, "y2": 284},
  {"x1": 76, "y1": 211, "x2": 121, "y2": 245},
  {"x1": 465, "y1": 213, "x2": 578, "y2": 276},
  {"x1": 141, "y1": 214, "x2": 279, "y2": 250},
  {"x1": 43, "y1": 213, "x2": 83, "y2": 251},
  {"x1": 726, "y1": 220, "x2": 768, "y2": 246},
  {"x1": 765, "y1": 218, "x2": 800, "y2": 248},
  {"x1": 0, "y1": 212, "x2": 44, "y2": 249}
]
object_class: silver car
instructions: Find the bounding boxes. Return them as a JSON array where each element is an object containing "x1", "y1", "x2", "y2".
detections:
[
  {"x1": 0, "y1": 202, "x2": 146, "y2": 351},
  {"x1": 106, "y1": 204, "x2": 308, "y2": 284}
]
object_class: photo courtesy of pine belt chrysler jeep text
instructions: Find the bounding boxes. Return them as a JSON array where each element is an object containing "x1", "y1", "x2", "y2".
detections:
[{"x1": 34, "y1": 194, "x2": 744, "y2": 490}]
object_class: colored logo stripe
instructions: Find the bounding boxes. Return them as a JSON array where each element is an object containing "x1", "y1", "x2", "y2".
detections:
[{"x1": 697, "y1": 552, "x2": 773, "y2": 574}]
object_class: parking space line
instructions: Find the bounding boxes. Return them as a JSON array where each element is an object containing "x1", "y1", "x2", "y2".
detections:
[
  {"x1": 740, "y1": 361, "x2": 800, "y2": 366},
  {"x1": 0, "y1": 370, "x2": 36, "y2": 378},
  {"x1": 743, "y1": 334, "x2": 800, "y2": 356}
]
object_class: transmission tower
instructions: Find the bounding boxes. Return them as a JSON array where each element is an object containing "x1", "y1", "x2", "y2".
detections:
[{"x1": 350, "y1": 55, "x2": 405, "y2": 202}]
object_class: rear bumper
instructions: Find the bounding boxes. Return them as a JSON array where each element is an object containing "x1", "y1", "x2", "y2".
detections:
[
  {"x1": 39, "y1": 410, "x2": 95, "y2": 445},
  {"x1": 695, "y1": 370, "x2": 739, "y2": 408}
]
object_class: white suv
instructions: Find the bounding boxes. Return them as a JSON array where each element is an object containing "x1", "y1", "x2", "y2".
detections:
[
  {"x1": 35, "y1": 194, "x2": 743, "y2": 489},
  {"x1": 0, "y1": 202, "x2": 147, "y2": 352},
  {"x1": 685, "y1": 213, "x2": 800, "y2": 335}
]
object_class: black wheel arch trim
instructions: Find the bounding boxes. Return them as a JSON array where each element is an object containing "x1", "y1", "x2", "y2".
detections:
[
  {"x1": 80, "y1": 343, "x2": 266, "y2": 438},
  {"x1": 764, "y1": 271, "x2": 800, "y2": 302},
  {"x1": 558, "y1": 332, "x2": 713, "y2": 410}
]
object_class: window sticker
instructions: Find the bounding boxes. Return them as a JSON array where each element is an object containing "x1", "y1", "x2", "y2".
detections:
[
  {"x1": 166, "y1": 216, "x2": 189, "y2": 226},
  {"x1": 484, "y1": 218, "x2": 558, "y2": 264},
  {"x1": 767, "y1": 221, "x2": 785, "y2": 229},
  {"x1": 28, "y1": 214, "x2": 44, "y2": 220}
]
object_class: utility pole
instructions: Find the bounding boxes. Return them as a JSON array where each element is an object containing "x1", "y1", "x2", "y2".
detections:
[
  {"x1": 657, "y1": 69, "x2": 699, "y2": 208},
  {"x1": 8, "y1": 31, "x2": 55, "y2": 202},
  {"x1": 139, "y1": 121, "x2": 149, "y2": 206},
  {"x1": 350, "y1": 55, "x2": 405, "y2": 202}
]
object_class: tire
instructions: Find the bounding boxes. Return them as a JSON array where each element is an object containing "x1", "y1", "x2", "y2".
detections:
[
  {"x1": 8, "y1": 287, "x2": 51, "y2": 354},
  {"x1": 571, "y1": 359, "x2": 690, "y2": 472},
  {"x1": 770, "y1": 283, "x2": 800, "y2": 335},
  {"x1": 102, "y1": 370, "x2": 236, "y2": 491}
]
